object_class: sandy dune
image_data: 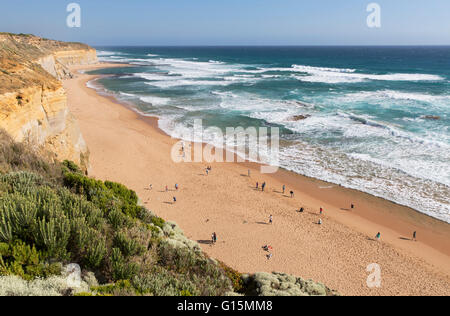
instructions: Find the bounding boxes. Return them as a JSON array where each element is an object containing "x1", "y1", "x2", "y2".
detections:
[{"x1": 64, "y1": 63, "x2": 450, "y2": 296}]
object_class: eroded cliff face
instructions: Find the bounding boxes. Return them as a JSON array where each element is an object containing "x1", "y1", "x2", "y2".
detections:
[
  {"x1": 37, "y1": 48, "x2": 98, "y2": 80},
  {"x1": 0, "y1": 33, "x2": 97, "y2": 170}
]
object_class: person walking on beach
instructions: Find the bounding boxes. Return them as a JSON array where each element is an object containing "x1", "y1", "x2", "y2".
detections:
[
  {"x1": 175, "y1": 183, "x2": 179, "y2": 191},
  {"x1": 256, "y1": 182, "x2": 259, "y2": 190},
  {"x1": 351, "y1": 203, "x2": 355, "y2": 210},
  {"x1": 206, "y1": 168, "x2": 209, "y2": 176},
  {"x1": 320, "y1": 207, "x2": 323, "y2": 215},
  {"x1": 282, "y1": 185, "x2": 286, "y2": 194},
  {"x1": 413, "y1": 231, "x2": 417, "y2": 241},
  {"x1": 318, "y1": 219, "x2": 322, "y2": 225},
  {"x1": 290, "y1": 191, "x2": 294, "y2": 198},
  {"x1": 269, "y1": 215, "x2": 273, "y2": 225},
  {"x1": 173, "y1": 196, "x2": 177, "y2": 204},
  {"x1": 212, "y1": 232, "x2": 217, "y2": 244},
  {"x1": 375, "y1": 232, "x2": 381, "y2": 241},
  {"x1": 262, "y1": 182, "x2": 266, "y2": 192}
]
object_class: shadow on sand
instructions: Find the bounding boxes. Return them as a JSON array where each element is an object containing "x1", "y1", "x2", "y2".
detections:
[{"x1": 197, "y1": 240, "x2": 213, "y2": 245}]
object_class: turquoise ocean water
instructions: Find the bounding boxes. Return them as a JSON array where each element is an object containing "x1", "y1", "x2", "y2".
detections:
[{"x1": 88, "y1": 46, "x2": 450, "y2": 223}]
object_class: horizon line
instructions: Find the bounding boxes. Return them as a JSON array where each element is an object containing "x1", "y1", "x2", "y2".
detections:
[{"x1": 92, "y1": 44, "x2": 450, "y2": 47}]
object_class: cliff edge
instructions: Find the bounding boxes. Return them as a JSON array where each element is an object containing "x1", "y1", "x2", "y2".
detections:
[{"x1": 0, "y1": 33, "x2": 97, "y2": 170}]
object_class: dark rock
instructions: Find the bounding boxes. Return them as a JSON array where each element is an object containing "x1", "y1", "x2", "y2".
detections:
[
  {"x1": 422, "y1": 115, "x2": 440, "y2": 120},
  {"x1": 291, "y1": 114, "x2": 311, "y2": 121}
]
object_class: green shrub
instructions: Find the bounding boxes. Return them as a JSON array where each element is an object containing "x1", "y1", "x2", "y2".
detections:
[
  {"x1": 110, "y1": 248, "x2": 139, "y2": 281},
  {"x1": 74, "y1": 292, "x2": 93, "y2": 296},
  {"x1": 113, "y1": 232, "x2": 144, "y2": 258},
  {"x1": 62, "y1": 160, "x2": 82, "y2": 174},
  {"x1": 36, "y1": 216, "x2": 70, "y2": 260},
  {"x1": 63, "y1": 172, "x2": 142, "y2": 219},
  {"x1": 92, "y1": 279, "x2": 135, "y2": 296},
  {"x1": 0, "y1": 241, "x2": 61, "y2": 280},
  {"x1": 84, "y1": 237, "x2": 107, "y2": 269},
  {"x1": 151, "y1": 216, "x2": 165, "y2": 230},
  {"x1": 219, "y1": 261, "x2": 244, "y2": 293}
]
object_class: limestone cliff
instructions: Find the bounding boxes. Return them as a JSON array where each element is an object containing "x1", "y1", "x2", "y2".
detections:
[{"x1": 0, "y1": 33, "x2": 97, "y2": 170}]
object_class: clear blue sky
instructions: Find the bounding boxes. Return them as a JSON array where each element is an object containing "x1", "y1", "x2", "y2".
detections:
[{"x1": 1, "y1": 0, "x2": 449, "y2": 46}]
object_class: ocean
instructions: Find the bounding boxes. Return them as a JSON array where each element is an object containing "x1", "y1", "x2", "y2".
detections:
[{"x1": 88, "y1": 46, "x2": 450, "y2": 223}]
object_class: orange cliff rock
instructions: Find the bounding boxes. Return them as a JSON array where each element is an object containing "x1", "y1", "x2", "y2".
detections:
[{"x1": 0, "y1": 33, "x2": 98, "y2": 171}]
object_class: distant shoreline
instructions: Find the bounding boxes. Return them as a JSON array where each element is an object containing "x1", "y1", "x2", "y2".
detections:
[{"x1": 64, "y1": 62, "x2": 450, "y2": 295}]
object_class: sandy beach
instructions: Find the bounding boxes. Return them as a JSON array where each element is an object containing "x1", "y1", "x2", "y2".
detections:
[{"x1": 64, "y1": 63, "x2": 450, "y2": 296}]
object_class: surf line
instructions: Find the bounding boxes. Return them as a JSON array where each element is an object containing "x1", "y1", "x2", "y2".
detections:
[{"x1": 319, "y1": 185, "x2": 335, "y2": 189}]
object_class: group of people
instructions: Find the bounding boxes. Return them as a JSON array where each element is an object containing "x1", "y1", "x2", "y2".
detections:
[
  {"x1": 374, "y1": 231, "x2": 417, "y2": 242},
  {"x1": 152, "y1": 183, "x2": 180, "y2": 204},
  {"x1": 262, "y1": 245, "x2": 273, "y2": 260},
  {"x1": 255, "y1": 181, "x2": 267, "y2": 191}
]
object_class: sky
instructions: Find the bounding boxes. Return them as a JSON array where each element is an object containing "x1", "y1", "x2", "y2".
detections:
[{"x1": 0, "y1": 0, "x2": 449, "y2": 46}]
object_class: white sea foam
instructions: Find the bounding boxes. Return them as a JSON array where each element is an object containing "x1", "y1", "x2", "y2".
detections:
[
  {"x1": 97, "y1": 50, "x2": 124, "y2": 56},
  {"x1": 118, "y1": 91, "x2": 169, "y2": 106},
  {"x1": 291, "y1": 65, "x2": 444, "y2": 84},
  {"x1": 86, "y1": 78, "x2": 100, "y2": 90},
  {"x1": 277, "y1": 143, "x2": 450, "y2": 223},
  {"x1": 140, "y1": 96, "x2": 170, "y2": 106},
  {"x1": 341, "y1": 90, "x2": 450, "y2": 103},
  {"x1": 292, "y1": 65, "x2": 356, "y2": 73}
]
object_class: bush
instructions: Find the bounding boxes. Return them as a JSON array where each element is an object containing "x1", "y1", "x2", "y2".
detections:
[
  {"x1": 62, "y1": 160, "x2": 82, "y2": 174},
  {"x1": 63, "y1": 172, "x2": 142, "y2": 219},
  {"x1": 84, "y1": 237, "x2": 107, "y2": 269},
  {"x1": 92, "y1": 279, "x2": 135, "y2": 296},
  {"x1": 110, "y1": 248, "x2": 139, "y2": 281},
  {"x1": 0, "y1": 241, "x2": 61, "y2": 280},
  {"x1": 113, "y1": 232, "x2": 144, "y2": 258},
  {"x1": 219, "y1": 261, "x2": 244, "y2": 293}
]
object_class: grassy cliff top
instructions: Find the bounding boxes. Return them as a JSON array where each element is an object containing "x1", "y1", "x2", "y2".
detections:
[{"x1": 0, "y1": 33, "x2": 94, "y2": 94}]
